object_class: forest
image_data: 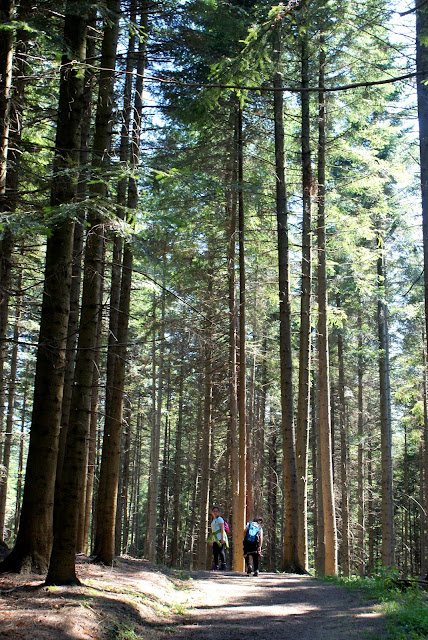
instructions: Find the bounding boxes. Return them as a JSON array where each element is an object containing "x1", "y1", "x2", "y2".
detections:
[{"x1": 0, "y1": 0, "x2": 428, "y2": 586}]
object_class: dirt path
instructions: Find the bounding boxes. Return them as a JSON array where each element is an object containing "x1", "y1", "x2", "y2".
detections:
[
  {"x1": 0, "y1": 559, "x2": 386, "y2": 639},
  {"x1": 175, "y1": 571, "x2": 386, "y2": 640}
]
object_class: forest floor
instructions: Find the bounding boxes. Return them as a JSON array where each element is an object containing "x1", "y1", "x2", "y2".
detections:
[{"x1": 0, "y1": 555, "x2": 387, "y2": 640}]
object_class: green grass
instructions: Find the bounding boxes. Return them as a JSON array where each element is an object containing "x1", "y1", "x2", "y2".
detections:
[
  {"x1": 324, "y1": 569, "x2": 428, "y2": 640},
  {"x1": 108, "y1": 621, "x2": 139, "y2": 639}
]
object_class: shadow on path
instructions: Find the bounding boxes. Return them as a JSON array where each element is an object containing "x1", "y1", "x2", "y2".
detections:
[{"x1": 174, "y1": 572, "x2": 385, "y2": 640}]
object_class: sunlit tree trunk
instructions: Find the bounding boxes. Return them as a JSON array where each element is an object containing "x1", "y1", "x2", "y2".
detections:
[{"x1": 317, "y1": 42, "x2": 337, "y2": 576}]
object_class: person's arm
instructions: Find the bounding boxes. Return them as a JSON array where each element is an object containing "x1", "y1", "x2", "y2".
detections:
[
  {"x1": 219, "y1": 519, "x2": 225, "y2": 544},
  {"x1": 258, "y1": 529, "x2": 263, "y2": 553}
]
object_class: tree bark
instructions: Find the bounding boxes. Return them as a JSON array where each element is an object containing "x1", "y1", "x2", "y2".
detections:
[
  {"x1": 0, "y1": 0, "x2": 33, "y2": 455},
  {"x1": 237, "y1": 104, "x2": 247, "y2": 558},
  {"x1": 56, "y1": 4, "x2": 97, "y2": 485},
  {"x1": 367, "y1": 436, "x2": 375, "y2": 575},
  {"x1": 93, "y1": 0, "x2": 146, "y2": 566},
  {"x1": 198, "y1": 265, "x2": 214, "y2": 570},
  {"x1": 0, "y1": 0, "x2": 86, "y2": 575},
  {"x1": 416, "y1": 0, "x2": 428, "y2": 577},
  {"x1": 317, "y1": 42, "x2": 338, "y2": 576},
  {"x1": 296, "y1": 32, "x2": 313, "y2": 571},
  {"x1": 272, "y1": 24, "x2": 305, "y2": 574},
  {"x1": 227, "y1": 102, "x2": 240, "y2": 571},
  {"x1": 144, "y1": 288, "x2": 166, "y2": 562},
  {"x1": 376, "y1": 234, "x2": 394, "y2": 568},
  {"x1": 46, "y1": 0, "x2": 121, "y2": 585},
  {"x1": 357, "y1": 310, "x2": 365, "y2": 576},
  {"x1": 0, "y1": 0, "x2": 15, "y2": 195},
  {"x1": 0, "y1": 259, "x2": 22, "y2": 536},
  {"x1": 14, "y1": 365, "x2": 29, "y2": 536},
  {"x1": 336, "y1": 303, "x2": 349, "y2": 577},
  {"x1": 171, "y1": 345, "x2": 185, "y2": 567}
]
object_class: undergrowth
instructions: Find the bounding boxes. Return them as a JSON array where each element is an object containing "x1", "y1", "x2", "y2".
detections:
[{"x1": 324, "y1": 569, "x2": 428, "y2": 640}]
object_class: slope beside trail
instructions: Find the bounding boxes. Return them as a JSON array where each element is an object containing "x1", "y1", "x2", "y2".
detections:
[{"x1": 0, "y1": 557, "x2": 386, "y2": 639}]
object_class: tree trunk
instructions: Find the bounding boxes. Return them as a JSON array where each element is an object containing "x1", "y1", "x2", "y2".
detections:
[
  {"x1": 367, "y1": 435, "x2": 375, "y2": 575},
  {"x1": 0, "y1": 229, "x2": 12, "y2": 455},
  {"x1": 296, "y1": 31, "x2": 313, "y2": 571},
  {"x1": 253, "y1": 331, "x2": 267, "y2": 518},
  {"x1": 357, "y1": 310, "x2": 365, "y2": 576},
  {"x1": 171, "y1": 346, "x2": 185, "y2": 567},
  {"x1": 336, "y1": 304, "x2": 349, "y2": 577},
  {"x1": 158, "y1": 396, "x2": 171, "y2": 563},
  {"x1": 0, "y1": 0, "x2": 33, "y2": 456},
  {"x1": 0, "y1": 0, "x2": 15, "y2": 194},
  {"x1": 189, "y1": 378, "x2": 203, "y2": 569},
  {"x1": 227, "y1": 103, "x2": 240, "y2": 571},
  {"x1": 198, "y1": 267, "x2": 214, "y2": 570},
  {"x1": 272, "y1": 24, "x2": 305, "y2": 574},
  {"x1": 376, "y1": 235, "x2": 394, "y2": 568},
  {"x1": 93, "y1": 2, "x2": 146, "y2": 565},
  {"x1": 266, "y1": 421, "x2": 278, "y2": 571},
  {"x1": 317, "y1": 42, "x2": 337, "y2": 576},
  {"x1": 416, "y1": 1, "x2": 428, "y2": 575},
  {"x1": 424, "y1": 338, "x2": 428, "y2": 578},
  {"x1": 0, "y1": 260, "x2": 22, "y2": 536},
  {"x1": 14, "y1": 366, "x2": 29, "y2": 536},
  {"x1": 144, "y1": 288, "x2": 166, "y2": 562},
  {"x1": 0, "y1": 1, "x2": 86, "y2": 574},
  {"x1": 56, "y1": 4, "x2": 97, "y2": 485},
  {"x1": 237, "y1": 103, "x2": 247, "y2": 555},
  {"x1": 46, "y1": 0, "x2": 121, "y2": 585}
]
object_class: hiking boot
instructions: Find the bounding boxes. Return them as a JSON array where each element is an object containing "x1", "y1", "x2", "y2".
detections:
[
  {"x1": 220, "y1": 563, "x2": 227, "y2": 570},
  {"x1": 246, "y1": 564, "x2": 253, "y2": 575},
  {"x1": 253, "y1": 570, "x2": 259, "y2": 577},
  {"x1": 211, "y1": 565, "x2": 219, "y2": 571}
]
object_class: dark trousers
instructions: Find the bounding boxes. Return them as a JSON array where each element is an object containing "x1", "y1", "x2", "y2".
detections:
[
  {"x1": 213, "y1": 542, "x2": 226, "y2": 567},
  {"x1": 243, "y1": 541, "x2": 259, "y2": 571}
]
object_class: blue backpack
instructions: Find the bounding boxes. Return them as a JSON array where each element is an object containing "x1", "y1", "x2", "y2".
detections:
[{"x1": 245, "y1": 521, "x2": 261, "y2": 543}]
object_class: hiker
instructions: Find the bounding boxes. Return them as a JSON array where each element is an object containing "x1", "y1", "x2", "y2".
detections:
[
  {"x1": 243, "y1": 517, "x2": 263, "y2": 576},
  {"x1": 208, "y1": 505, "x2": 228, "y2": 570}
]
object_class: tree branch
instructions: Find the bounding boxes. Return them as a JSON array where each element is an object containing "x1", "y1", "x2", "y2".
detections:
[
  {"x1": 145, "y1": 70, "x2": 422, "y2": 94},
  {"x1": 400, "y1": 0, "x2": 428, "y2": 16}
]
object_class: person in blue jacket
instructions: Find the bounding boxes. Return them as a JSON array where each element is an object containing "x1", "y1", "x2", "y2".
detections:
[{"x1": 243, "y1": 517, "x2": 263, "y2": 576}]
